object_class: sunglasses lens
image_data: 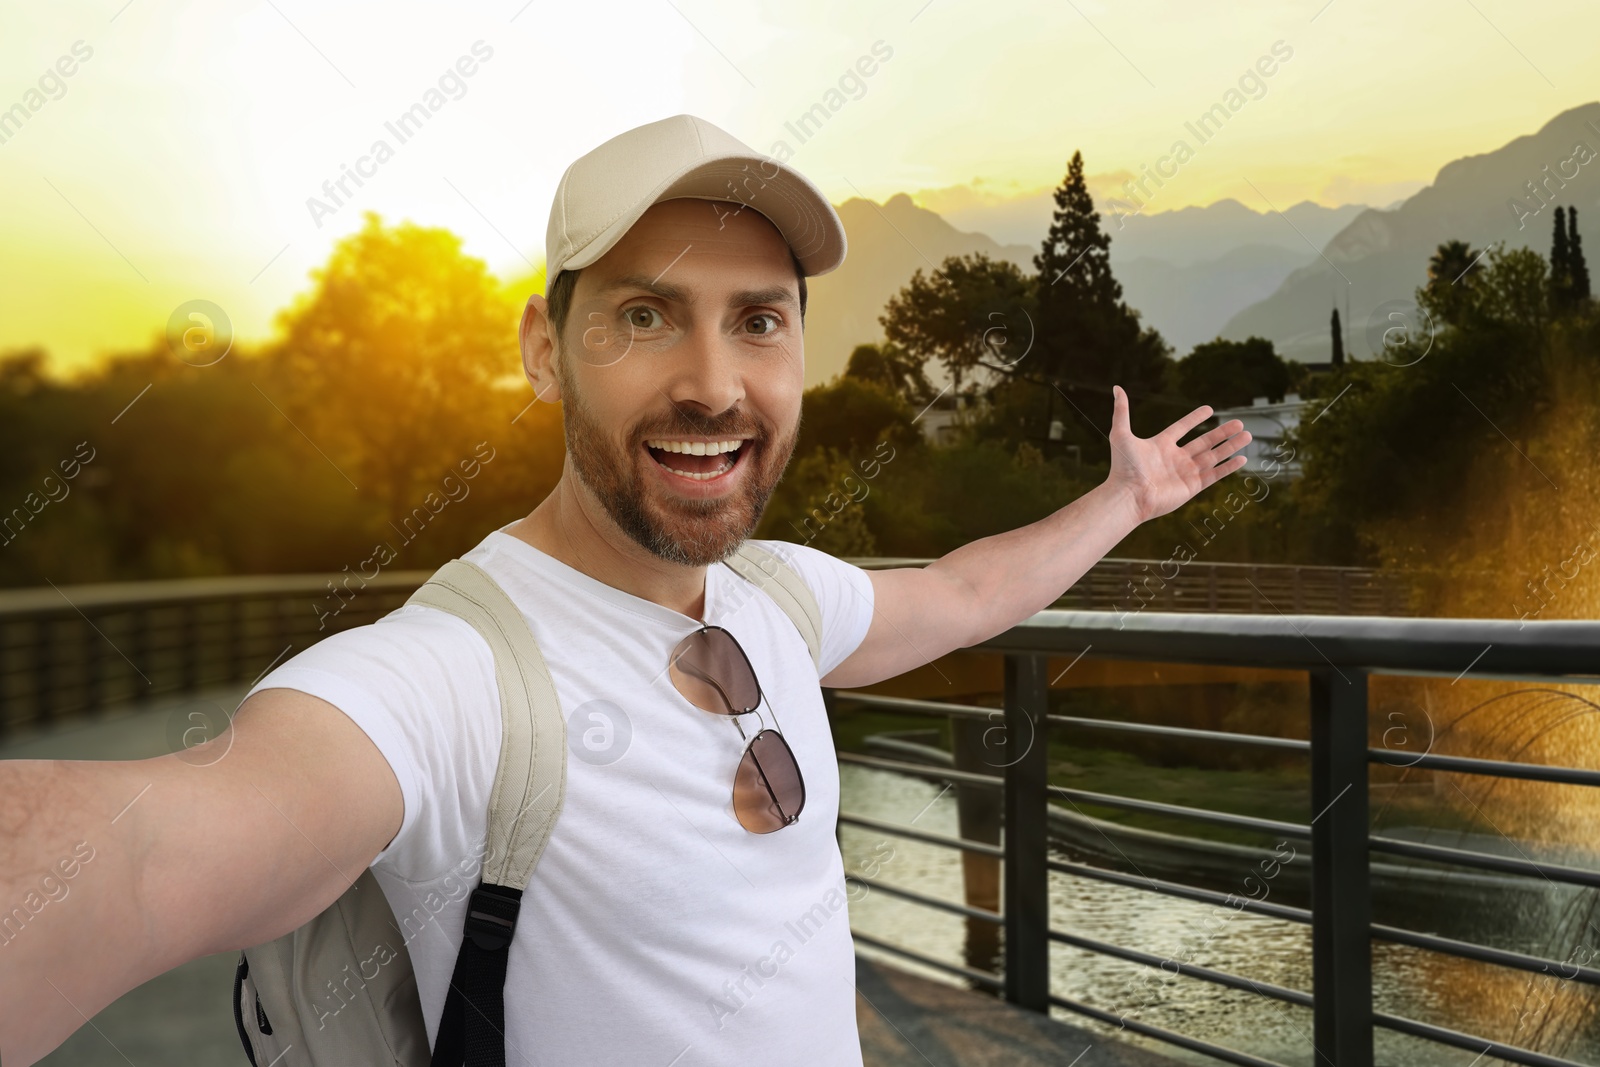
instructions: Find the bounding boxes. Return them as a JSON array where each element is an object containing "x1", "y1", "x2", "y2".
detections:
[
  {"x1": 669, "y1": 627, "x2": 760, "y2": 716},
  {"x1": 733, "y1": 729, "x2": 806, "y2": 833}
]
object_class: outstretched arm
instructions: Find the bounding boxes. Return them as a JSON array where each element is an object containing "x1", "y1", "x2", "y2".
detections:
[
  {"x1": 0, "y1": 689, "x2": 402, "y2": 1066},
  {"x1": 820, "y1": 386, "x2": 1250, "y2": 689}
]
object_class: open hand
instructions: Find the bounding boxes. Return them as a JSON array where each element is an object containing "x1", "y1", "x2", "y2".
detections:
[{"x1": 1105, "y1": 385, "x2": 1251, "y2": 524}]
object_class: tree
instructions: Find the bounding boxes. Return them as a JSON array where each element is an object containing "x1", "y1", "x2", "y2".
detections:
[
  {"x1": 1031, "y1": 150, "x2": 1170, "y2": 453},
  {"x1": 1420, "y1": 240, "x2": 1483, "y2": 328},
  {"x1": 272, "y1": 212, "x2": 521, "y2": 517},
  {"x1": 1569, "y1": 206, "x2": 1591, "y2": 306},
  {"x1": 1174, "y1": 337, "x2": 1294, "y2": 409},
  {"x1": 878, "y1": 252, "x2": 1036, "y2": 399},
  {"x1": 794, "y1": 375, "x2": 922, "y2": 458},
  {"x1": 1551, "y1": 206, "x2": 1572, "y2": 312},
  {"x1": 1330, "y1": 308, "x2": 1345, "y2": 367},
  {"x1": 843, "y1": 341, "x2": 937, "y2": 410},
  {"x1": 1292, "y1": 242, "x2": 1562, "y2": 564}
]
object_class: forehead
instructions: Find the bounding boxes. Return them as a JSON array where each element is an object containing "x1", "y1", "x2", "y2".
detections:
[{"x1": 583, "y1": 197, "x2": 795, "y2": 291}]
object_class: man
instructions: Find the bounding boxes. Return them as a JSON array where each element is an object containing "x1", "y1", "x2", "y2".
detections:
[{"x1": 0, "y1": 114, "x2": 1248, "y2": 1065}]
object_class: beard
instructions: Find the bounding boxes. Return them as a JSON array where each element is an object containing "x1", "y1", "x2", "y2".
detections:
[{"x1": 556, "y1": 356, "x2": 799, "y2": 567}]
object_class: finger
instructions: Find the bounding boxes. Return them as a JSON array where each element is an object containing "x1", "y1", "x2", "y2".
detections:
[
  {"x1": 1159, "y1": 403, "x2": 1214, "y2": 444},
  {"x1": 1183, "y1": 419, "x2": 1247, "y2": 454},
  {"x1": 1110, "y1": 384, "x2": 1130, "y2": 436},
  {"x1": 1197, "y1": 453, "x2": 1248, "y2": 491},
  {"x1": 1194, "y1": 431, "x2": 1253, "y2": 467},
  {"x1": 1210, "y1": 431, "x2": 1252, "y2": 463}
]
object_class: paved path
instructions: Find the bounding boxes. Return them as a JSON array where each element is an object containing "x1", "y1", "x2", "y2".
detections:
[{"x1": 856, "y1": 956, "x2": 1188, "y2": 1066}]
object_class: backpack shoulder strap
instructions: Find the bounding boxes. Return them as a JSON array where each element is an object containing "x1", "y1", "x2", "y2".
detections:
[
  {"x1": 404, "y1": 558, "x2": 567, "y2": 1067},
  {"x1": 724, "y1": 542, "x2": 824, "y2": 672},
  {"x1": 233, "y1": 557, "x2": 564, "y2": 1067},
  {"x1": 406, "y1": 557, "x2": 566, "y2": 888}
]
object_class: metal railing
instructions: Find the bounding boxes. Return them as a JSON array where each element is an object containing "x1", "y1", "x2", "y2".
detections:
[
  {"x1": 0, "y1": 555, "x2": 1411, "y2": 736},
  {"x1": 827, "y1": 610, "x2": 1600, "y2": 1067},
  {"x1": 0, "y1": 570, "x2": 434, "y2": 737},
  {"x1": 0, "y1": 560, "x2": 1591, "y2": 1062},
  {"x1": 854, "y1": 554, "x2": 1415, "y2": 616}
]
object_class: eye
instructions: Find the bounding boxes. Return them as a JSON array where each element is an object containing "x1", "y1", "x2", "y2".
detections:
[
  {"x1": 623, "y1": 305, "x2": 663, "y2": 330},
  {"x1": 746, "y1": 313, "x2": 783, "y2": 336}
]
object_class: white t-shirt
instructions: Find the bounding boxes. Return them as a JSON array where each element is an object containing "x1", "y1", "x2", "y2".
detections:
[{"x1": 245, "y1": 526, "x2": 876, "y2": 1066}]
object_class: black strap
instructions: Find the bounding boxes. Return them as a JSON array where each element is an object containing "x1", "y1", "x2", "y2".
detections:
[
  {"x1": 233, "y1": 953, "x2": 259, "y2": 1067},
  {"x1": 430, "y1": 882, "x2": 524, "y2": 1067}
]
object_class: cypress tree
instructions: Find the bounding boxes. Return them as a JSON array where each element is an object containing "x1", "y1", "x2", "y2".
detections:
[
  {"x1": 1552, "y1": 206, "x2": 1572, "y2": 311},
  {"x1": 1033, "y1": 150, "x2": 1166, "y2": 447},
  {"x1": 1570, "y1": 206, "x2": 1591, "y2": 304},
  {"x1": 1330, "y1": 307, "x2": 1344, "y2": 366}
]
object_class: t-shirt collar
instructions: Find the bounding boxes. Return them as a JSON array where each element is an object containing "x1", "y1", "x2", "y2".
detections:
[{"x1": 487, "y1": 525, "x2": 721, "y2": 631}]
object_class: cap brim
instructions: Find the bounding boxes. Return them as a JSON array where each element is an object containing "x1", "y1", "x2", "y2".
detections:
[{"x1": 561, "y1": 153, "x2": 847, "y2": 278}]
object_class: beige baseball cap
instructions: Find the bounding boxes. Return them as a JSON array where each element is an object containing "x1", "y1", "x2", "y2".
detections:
[{"x1": 545, "y1": 114, "x2": 848, "y2": 282}]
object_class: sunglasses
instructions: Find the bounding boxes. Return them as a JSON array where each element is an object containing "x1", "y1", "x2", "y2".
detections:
[{"x1": 667, "y1": 624, "x2": 806, "y2": 834}]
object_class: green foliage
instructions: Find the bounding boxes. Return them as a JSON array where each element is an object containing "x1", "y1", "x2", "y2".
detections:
[
  {"x1": 1419, "y1": 239, "x2": 1486, "y2": 329},
  {"x1": 0, "y1": 216, "x2": 566, "y2": 589},
  {"x1": 1173, "y1": 336, "x2": 1297, "y2": 408},
  {"x1": 1032, "y1": 150, "x2": 1172, "y2": 451},
  {"x1": 1290, "y1": 243, "x2": 1571, "y2": 566},
  {"x1": 842, "y1": 341, "x2": 937, "y2": 410},
  {"x1": 760, "y1": 428, "x2": 1096, "y2": 559},
  {"x1": 878, "y1": 252, "x2": 1036, "y2": 398},
  {"x1": 794, "y1": 374, "x2": 922, "y2": 459},
  {"x1": 1550, "y1": 205, "x2": 1593, "y2": 314},
  {"x1": 272, "y1": 211, "x2": 523, "y2": 517}
]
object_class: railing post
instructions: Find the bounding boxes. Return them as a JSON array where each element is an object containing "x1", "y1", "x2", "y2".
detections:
[
  {"x1": 1002, "y1": 652, "x2": 1049, "y2": 1012},
  {"x1": 1309, "y1": 666, "x2": 1373, "y2": 1067},
  {"x1": 952, "y1": 715, "x2": 1002, "y2": 979}
]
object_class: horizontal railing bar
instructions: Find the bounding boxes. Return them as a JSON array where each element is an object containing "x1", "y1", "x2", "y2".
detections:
[
  {"x1": 974, "y1": 609, "x2": 1600, "y2": 678},
  {"x1": 839, "y1": 811, "x2": 1005, "y2": 858},
  {"x1": 1046, "y1": 859, "x2": 1312, "y2": 924},
  {"x1": 1046, "y1": 993, "x2": 1290, "y2": 1067},
  {"x1": 827, "y1": 690, "x2": 995, "y2": 722},
  {"x1": 1049, "y1": 786, "x2": 1311, "y2": 840},
  {"x1": 1369, "y1": 747, "x2": 1600, "y2": 788},
  {"x1": 1368, "y1": 835, "x2": 1600, "y2": 890},
  {"x1": 1047, "y1": 714, "x2": 1311, "y2": 752},
  {"x1": 0, "y1": 572, "x2": 434, "y2": 616},
  {"x1": 1373, "y1": 1009, "x2": 1591, "y2": 1067},
  {"x1": 846, "y1": 874, "x2": 1003, "y2": 924},
  {"x1": 1371, "y1": 923, "x2": 1600, "y2": 986},
  {"x1": 851, "y1": 932, "x2": 1004, "y2": 989},
  {"x1": 842, "y1": 555, "x2": 1400, "y2": 578},
  {"x1": 1047, "y1": 927, "x2": 1312, "y2": 1007},
  {"x1": 838, "y1": 751, "x2": 1004, "y2": 788}
]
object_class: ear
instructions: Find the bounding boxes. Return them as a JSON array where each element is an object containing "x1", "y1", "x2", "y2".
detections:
[{"x1": 519, "y1": 293, "x2": 563, "y2": 404}]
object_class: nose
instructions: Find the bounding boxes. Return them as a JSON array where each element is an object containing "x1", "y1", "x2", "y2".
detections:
[{"x1": 661, "y1": 327, "x2": 746, "y2": 422}]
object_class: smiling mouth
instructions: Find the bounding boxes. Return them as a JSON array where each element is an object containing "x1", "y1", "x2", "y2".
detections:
[{"x1": 643, "y1": 438, "x2": 750, "y2": 481}]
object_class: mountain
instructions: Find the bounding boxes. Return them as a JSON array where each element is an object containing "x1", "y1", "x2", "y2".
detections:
[
  {"x1": 1219, "y1": 102, "x2": 1600, "y2": 363},
  {"x1": 805, "y1": 194, "x2": 1366, "y2": 387},
  {"x1": 1116, "y1": 244, "x2": 1316, "y2": 355},
  {"x1": 802, "y1": 193, "x2": 1034, "y2": 388},
  {"x1": 1102, "y1": 199, "x2": 1367, "y2": 269}
]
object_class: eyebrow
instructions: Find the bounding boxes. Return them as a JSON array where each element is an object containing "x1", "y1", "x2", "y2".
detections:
[{"x1": 595, "y1": 273, "x2": 799, "y2": 311}]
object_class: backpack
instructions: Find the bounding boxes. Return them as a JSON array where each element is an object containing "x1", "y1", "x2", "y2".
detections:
[{"x1": 233, "y1": 541, "x2": 825, "y2": 1067}]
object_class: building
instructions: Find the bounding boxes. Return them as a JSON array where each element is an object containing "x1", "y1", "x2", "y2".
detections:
[{"x1": 1210, "y1": 393, "x2": 1308, "y2": 478}]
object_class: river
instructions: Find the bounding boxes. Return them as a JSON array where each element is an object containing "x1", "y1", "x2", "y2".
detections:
[{"x1": 839, "y1": 763, "x2": 1600, "y2": 1067}]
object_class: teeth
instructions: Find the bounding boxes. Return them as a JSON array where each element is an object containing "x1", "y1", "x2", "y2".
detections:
[
  {"x1": 659, "y1": 453, "x2": 738, "y2": 480},
  {"x1": 645, "y1": 439, "x2": 744, "y2": 455}
]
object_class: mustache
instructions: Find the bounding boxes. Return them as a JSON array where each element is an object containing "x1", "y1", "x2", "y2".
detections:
[{"x1": 633, "y1": 413, "x2": 767, "y2": 443}]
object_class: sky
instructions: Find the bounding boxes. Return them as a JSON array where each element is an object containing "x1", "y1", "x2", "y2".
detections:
[{"x1": 2, "y1": 0, "x2": 1597, "y2": 374}]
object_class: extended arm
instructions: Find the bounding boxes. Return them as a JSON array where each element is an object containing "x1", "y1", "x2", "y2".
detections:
[
  {"x1": 821, "y1": 388, "x2": 1249, "y2": 689},
  {"x1": 0, "y1": 689, "x2": 402, "y2": 1066}
]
